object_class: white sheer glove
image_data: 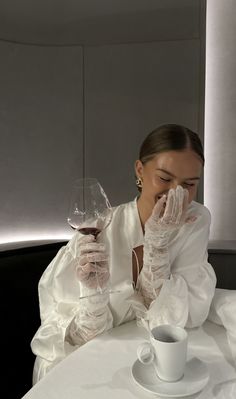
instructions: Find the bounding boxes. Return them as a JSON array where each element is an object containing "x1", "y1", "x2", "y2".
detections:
[
  {"x1": 144, "y1": 185, "x2": 190, "y2": 248},
  {"x1": 76, "y1": 235, "x2": 109, "y2": 290},
  {"x1": 139, "y1": 185, "x2": 194, "y2": 307},
  {"x1": 66, "y1": 292, "x2": 112, "y2": 347},
  {"x1": 65, "y1": 235, "x2": 112, "y2": 348}
]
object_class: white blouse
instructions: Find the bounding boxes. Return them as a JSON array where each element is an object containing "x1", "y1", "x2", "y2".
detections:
[{"x1": 31, "y1": 199, "x2": 216, "y2": 383}]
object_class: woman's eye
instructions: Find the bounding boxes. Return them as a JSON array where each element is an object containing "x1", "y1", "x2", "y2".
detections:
[
  {"x1": 159, "y1": 177, "x2": 171, "y2": 182},
  {"x1": 184, "y1": 182, "x2": 195, "y2": 187}
]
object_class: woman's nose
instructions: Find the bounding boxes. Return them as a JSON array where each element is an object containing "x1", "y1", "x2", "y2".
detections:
[{"x1": 169, "y1": 181, "x2": 180, "y2": 190}]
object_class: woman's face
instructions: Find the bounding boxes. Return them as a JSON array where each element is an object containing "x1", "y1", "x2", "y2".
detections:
[{"x1": 135, "y1": 149, "x2": 203, "y2": 207}]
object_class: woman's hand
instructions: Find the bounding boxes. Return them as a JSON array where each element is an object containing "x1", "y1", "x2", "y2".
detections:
[
  {"x1": 145, "y1": 185, "x2": 194, "y2": 247},
  {"x1": 76, "y1": 235, "x2": 109, "y2": 289},
  {"x1": 139, "y1": 186, "x2": 194, "y2": 306}
]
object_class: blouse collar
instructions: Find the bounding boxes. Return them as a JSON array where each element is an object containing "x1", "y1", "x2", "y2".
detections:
[{"x1": 126, "y1": 198, "x2": 144, "y2": 248}]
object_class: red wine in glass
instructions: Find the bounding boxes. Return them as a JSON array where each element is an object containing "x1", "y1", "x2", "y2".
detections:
[
  {"x1": 78, "y1": 227, "x2": 101, "y2": 238},
  {"x1": 70, "y1": 225, "x2": 101, "y2": 238}
]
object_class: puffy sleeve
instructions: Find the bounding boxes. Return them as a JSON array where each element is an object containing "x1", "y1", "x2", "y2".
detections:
[
  {"x1": 146, "y1": 206, "x2": 217, "y2": 329},
  {"x1": 31, "y1": 233, "x2": 113, "y2": 384}
]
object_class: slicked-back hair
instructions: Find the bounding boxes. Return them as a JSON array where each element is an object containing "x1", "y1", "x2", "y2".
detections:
[{"x1": 139, "y1": 124, "x2": 204, "y2": 165}]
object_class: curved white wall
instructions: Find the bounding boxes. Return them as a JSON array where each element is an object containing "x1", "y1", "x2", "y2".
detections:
[
  {"x1": 0, "y1": 1, "x2": 205, "y2": 246},
  {"x1": 205, "y1": 0, "x2": 236, "y2": 240},
  {"x1": 0, "y1": 42, "x2": 83, "y2": 244}
]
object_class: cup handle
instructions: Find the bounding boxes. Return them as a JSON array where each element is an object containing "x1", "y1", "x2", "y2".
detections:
[{"x1": 137, "y1": 342, "x2": 155, "y2": 365}]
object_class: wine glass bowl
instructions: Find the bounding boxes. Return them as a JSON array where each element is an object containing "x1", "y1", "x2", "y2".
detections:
[{"x1": 67, "y1": 177, "x2": 113, "y2": 238}]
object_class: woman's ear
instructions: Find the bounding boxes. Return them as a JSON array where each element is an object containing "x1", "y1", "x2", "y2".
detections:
[{"x1": 135, "y1": 160, "x2": 143, "y2": 178}]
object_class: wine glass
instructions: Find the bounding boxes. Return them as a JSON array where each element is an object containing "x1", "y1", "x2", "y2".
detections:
[
  {"x1": 67, "y1": 177, "x2": 113, "y2": 235},
  {"x1": 67, "y1": 177, "x2": 113, "y2": 298}
]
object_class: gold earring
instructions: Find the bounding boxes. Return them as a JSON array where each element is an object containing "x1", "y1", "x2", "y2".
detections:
[{"x1": 136, "y1": 177, "x2": 143, "y2": 189}]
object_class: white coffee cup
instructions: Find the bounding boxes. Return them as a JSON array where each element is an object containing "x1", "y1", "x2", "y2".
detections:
[{"x1": 137, "y1": 324, "x2": 188, "y2": 382}]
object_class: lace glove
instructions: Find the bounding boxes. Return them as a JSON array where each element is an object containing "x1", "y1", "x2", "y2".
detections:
[
  {"x1": 66, "y1": 235, "x2": 112, "y2": 347},
  {"x1": 138, "y1": 185, "x2": 192, "y2": 307},
  {"x1": 66, "y1": 291, "x2": 112, "y2": 347},
  {"x1": 76, "y1": 234, "x2": 109, "y2": 290}
]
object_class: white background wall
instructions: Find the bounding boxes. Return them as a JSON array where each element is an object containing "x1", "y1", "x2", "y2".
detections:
[
  {"x1": 0, "y1": 43, "x2": 83, "y2": 243},
  {"x1": 85, "y1": 40, "x2": 202, "y2": 204},
  {"x1": 205, "y1": 0, "x2": 236, "y2": 241},
  {"x1": 0, "y1": 0, "x2": 206, "y2": 245}
]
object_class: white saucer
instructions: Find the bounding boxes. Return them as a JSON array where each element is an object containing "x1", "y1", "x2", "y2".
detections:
[{"x1": 131, "y1": 357, "x2": 209, "y2": 397}]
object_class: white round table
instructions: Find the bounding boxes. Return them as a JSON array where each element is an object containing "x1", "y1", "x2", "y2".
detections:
[{"x1": 22, "y1": 320, "x2": 236, "y2": 399}]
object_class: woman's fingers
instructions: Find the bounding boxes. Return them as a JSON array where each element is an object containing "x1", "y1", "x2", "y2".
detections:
[
  {"x1": 78, "y1": 252, "x2": 108, "y2": 266},
  {"x1": 179, "y1": 189, "x2": 189, "y2": 223},
  {"x1": 162, "y1": 186, "x2": 188, "y2": 225},
  {"x1": 151, "y1": 195, "x2": 167, "y2": 221},
  {"x1": 76, "y1": 233, "x2": 109, "y2": 288},
  {"x1": 175, "y1": 186, "x2": 187, "y2": 224},
  {"x1": 78, "y1": 234, "x2": 95, "y2": 244},
  {"x1": 80, "y1": 242, "x2": 105, "y2": 254},
  {"x1": 162, "y1": 188, "x2": 175, "y2": 223}
]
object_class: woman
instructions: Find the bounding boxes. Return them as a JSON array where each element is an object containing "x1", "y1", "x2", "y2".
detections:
[{"x1": 31, "y1": 124, "x2": 216, "y2": 383}]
